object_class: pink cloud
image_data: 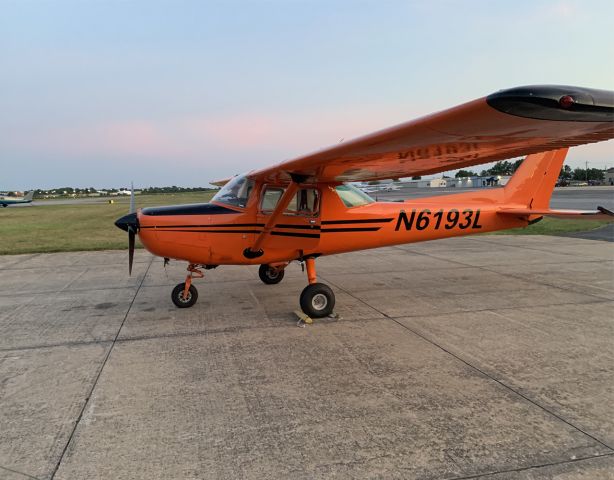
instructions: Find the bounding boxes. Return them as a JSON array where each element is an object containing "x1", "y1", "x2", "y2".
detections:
[
  {"x1": 2, "y1": 107, "x2": 611, "y2": 174},
  {"x1": 1, "y1": 107, "x2": 413, "y2": 162}
]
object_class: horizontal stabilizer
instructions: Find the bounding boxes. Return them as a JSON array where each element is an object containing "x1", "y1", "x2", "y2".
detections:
[{"x1": 498, "y1": 206, "x2": 614, "y2": 220}]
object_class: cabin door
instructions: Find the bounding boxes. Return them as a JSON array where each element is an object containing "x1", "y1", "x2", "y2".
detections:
[{"x1": 256, "y1": 185, "x2": 321, "y2": 251}]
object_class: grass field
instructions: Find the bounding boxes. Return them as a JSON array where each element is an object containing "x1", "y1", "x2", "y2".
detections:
[
  {"x1": 0, "y1": 193, "x2": 213, "y2": 255},
  {"x1": 486, "y1": 217, "x2": 609, "y2": 236},
  {"x1": 0, "y1": 193, "x2": 609, "y2": 255}
]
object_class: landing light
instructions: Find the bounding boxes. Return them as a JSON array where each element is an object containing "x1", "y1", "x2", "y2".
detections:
[{"x1": 559, "y1": 95, "x2": 575, "y2": 109}]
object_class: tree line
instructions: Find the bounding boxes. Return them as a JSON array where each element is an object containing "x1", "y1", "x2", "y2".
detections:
[
  {"x1": 6, "y1": 186, "x2": 218, "y2": 198},
  {"x1": 455, "y1": 160, "x2": 605, "y2": 181}
]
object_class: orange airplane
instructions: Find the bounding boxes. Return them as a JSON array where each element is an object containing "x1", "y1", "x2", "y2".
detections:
[{"x1": 115, "y1": 85, "x2": 614, "y2": 318}]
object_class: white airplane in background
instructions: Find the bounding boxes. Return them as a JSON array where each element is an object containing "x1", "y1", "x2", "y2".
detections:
[
  {"x1": 0, "y1": 191, "x2": 34, "y2": 207},
  {"x1": 356, "y1": 183, "x2": 402, "y2": 194}
]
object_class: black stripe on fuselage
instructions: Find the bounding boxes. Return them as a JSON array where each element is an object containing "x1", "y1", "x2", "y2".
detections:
[
  {"x1": 322, "y1": 218, "x2": 393, "y2": 225},
  {"x1": 140, "y1": 223, "x2": 264, "y2": 229},
  {"x1": 274, "y1": 224, "x2": 321, "y2": 230},
  {"x1": 321, "y1": 227, "x2": 381, "y2": 232},
  {"x1": 270, "y1": 231, "x2": 321, "y2": 238},
  {"x1": 153, "y1": 229, "x2": 262, "y2": 234},
  {"x1": 149, "y1": 228, "x2": 320, "y2": 238}
]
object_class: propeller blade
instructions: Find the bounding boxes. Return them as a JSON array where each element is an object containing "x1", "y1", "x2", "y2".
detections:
[
  {"x1": 116, "y1": 184, "x2": 137, "y2": 275},
  {"x1": 128, "y1": 229, "x2": 135, "y2": 276},
  {"x1": 115, "y1": 212, "x2": 139, "y2": 275}
]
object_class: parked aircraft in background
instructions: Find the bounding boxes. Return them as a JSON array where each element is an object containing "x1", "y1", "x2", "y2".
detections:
[
  {"x1": 0, "y1": 191, "x2": 34, "y2": 207},
  {"x1": 115, "y1": 85, "x2": 614, "y2": 318},
  {"x1": 356, "y1": 183, "x2": 402, "y2": 194}
]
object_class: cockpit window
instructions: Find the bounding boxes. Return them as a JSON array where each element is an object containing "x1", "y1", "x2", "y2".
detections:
[
  {"x1": 211, "y1": 174, "x2": 254, "y2": 208},
  {"x1": 260, "y1": 186, "x2": 320, "y2": 217},
  {"x1": 335, "y1": 184, "x2": 374, "y2": 207}
]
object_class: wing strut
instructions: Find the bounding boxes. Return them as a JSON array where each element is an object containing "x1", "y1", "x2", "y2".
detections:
[{"x1": 243, "y1": 179, "x2": 300, "y2": 259}]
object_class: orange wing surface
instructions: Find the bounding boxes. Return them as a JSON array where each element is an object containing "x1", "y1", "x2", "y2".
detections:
[{"x1": 248, "y1": 85, "x2": 614, "y2": 184}]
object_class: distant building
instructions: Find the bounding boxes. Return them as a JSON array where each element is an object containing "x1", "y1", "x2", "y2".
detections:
[
  {"x1": 404, "y1": 179, "x2": 431, "y2": 188},
  {"x1": 449, "y1": 175, "x2": 511, "y2": 188},
  {"x1": 429, "y1": 178, "x2": 447, "y2": 188},
  {"x1": 605, "y1": 168, "x2": 614, "y2": 186}
]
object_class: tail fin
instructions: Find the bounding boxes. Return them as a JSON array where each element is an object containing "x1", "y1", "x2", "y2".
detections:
[
  {"x1": 504, "y1": 148, "x2": 568, "y2": 208},
  {"x1": 24, "y1": 190, "x2": 34, "y2": 201}
]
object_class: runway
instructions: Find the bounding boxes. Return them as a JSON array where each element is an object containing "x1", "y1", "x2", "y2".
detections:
[
  {"x1": 1, "y1": 235, "x2": 613, "y2": 479},
  {"x1": 14, "y1": 186, "x2": 614, "y2": 210},
  {"x1": 374, "y1": 185, "x2": 614, "y2": 210}
]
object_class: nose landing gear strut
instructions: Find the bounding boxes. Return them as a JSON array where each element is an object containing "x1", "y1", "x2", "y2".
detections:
[{"x1": 171, "y1": 264, "x2": 204, "y2": 308}]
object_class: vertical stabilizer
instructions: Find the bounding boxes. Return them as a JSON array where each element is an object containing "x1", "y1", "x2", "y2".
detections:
[{"x1": 504, "y1": 148, "x2": 568, "y2": 209}]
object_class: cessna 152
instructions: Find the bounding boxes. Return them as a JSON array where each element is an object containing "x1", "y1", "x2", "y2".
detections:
[{"x1": 115, "y1": 85, "x2": 614, "y2": 318}]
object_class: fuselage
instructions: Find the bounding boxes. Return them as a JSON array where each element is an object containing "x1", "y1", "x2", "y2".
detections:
[
  {"x1": 0, "y1": 191, "x2": 33, "y2": 207},
  {"x1": 0, "y1": 197, "x2": 32, "y2": 207},
  {"x1": 136, "y1": 181, "x2": 527, "y2": 266}
]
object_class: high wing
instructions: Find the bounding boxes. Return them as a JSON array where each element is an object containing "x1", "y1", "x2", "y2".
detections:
[{"x1": 247, "y1": 85, "x2": 614, "y2": 184}]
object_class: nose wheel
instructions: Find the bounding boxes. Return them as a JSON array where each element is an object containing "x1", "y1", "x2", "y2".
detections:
[
  {"x1": 171, "y1": 264, "x2": 203, "y2": 308},
  {"x1": 171, "y1": 283, "x2": 198, "y2": 308},
  {"x1": 299, "y1": 257, "x2": 335, "y2": 318}
]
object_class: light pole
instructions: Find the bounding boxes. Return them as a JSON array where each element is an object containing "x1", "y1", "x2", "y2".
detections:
[{"x1": 586, "y1": 161, "x2": 589, "y2": 185}]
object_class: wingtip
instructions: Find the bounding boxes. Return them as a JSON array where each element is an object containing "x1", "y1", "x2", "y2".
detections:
[{"x1": 597, "y1": 206, "x2": 614, "y2": 217}]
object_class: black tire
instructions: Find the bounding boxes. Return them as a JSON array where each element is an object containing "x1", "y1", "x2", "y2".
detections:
[
  {"x1": 258, "y1": 264, "x2": 285, "y2": 285},
  {"x1": 171, "y1": 283, "x2": 198, "y2": 308},
  {"x1": 300, "y1": 283, "x2": 335, "y2": 318}
]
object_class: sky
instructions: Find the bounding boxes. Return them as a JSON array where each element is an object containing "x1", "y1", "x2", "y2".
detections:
[{"x1": 1, "y1": 0, "x2": 613, "y2": 189}]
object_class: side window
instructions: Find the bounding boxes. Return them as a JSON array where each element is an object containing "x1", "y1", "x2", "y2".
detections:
[
  {"x1": 260, "y1": 187, "x2": 284, "y2": 213},
  {"x1": 285, "y1": 188, "x2": 320, "y2": 216},
  {"x1": 335, "y1": 184, "x2": 374, "y2": 208},
  {"x1": 260, "y1": 187, "x2": 320, "y2": 216}
]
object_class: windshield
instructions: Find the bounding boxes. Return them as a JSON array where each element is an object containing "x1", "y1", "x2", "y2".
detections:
[
  {"x1": 211, "y1": 174, "x2": 254, "y2": 208},
  {"x1": 335, "y1": 184, "x2": 374, "y2": 207}
]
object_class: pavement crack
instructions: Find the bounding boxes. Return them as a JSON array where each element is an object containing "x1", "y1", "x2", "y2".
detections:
[
  {"x1": 57, "y1": 268, "x2": 89, "y2": 294},
  {"x1": 0, "y1": 339, "x2": 113, "y2": 353},
  {"x1": 0, "y1": 464, "x2": 41, "y2": 480},
  {"x1": 444, "y1": 451, "x2": 614, "y2": 479},
  {"x1": 388, "y1": 317, "x2": 614, "y2": 452},
  {"x1": 401, "y1": 247, "x2": 614, "y2": 302},
  {"x1": 320, "y1": 274, "x2": 614, "y2": 453},
  {"x1": 48, "y1": 256, "x2": 154, "y2": 479}
]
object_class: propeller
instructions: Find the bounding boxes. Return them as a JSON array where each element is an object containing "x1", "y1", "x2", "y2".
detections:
[{"x1": 114, "y1": 183, "x2": 139, "y2": 275}]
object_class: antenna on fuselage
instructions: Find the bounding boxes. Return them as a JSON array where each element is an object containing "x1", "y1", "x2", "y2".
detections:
[{"x1": 129, "y1": 181, "x2": 135, "y2": 213}]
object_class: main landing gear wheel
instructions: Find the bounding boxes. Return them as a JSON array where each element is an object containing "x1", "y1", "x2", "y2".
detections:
[
  {"x1": 171, "y1": 283, "x2": 199, "y2": 308},
  {"x1": 258, "y1": 264, "x2": 285, "y2": 285},
  {"x1": 300, "y1": 283, "x2": 335, "y2": 318}
]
